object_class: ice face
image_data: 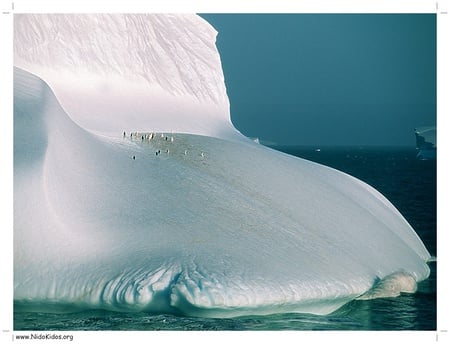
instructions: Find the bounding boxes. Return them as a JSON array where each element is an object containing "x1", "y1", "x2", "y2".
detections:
[
  {"x1": 14, "y1": 14, "x2": 240, "y2": 140},
  {"x1": 13, "y1": 14, "x2": 431, "y2": 317}
]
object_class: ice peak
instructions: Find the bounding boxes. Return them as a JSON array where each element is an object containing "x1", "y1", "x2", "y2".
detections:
[
  {"x1": 14, "y1": 14, "x2": 227, "y2": 105},
  {"x1": 14, "y1": 14, "x2": 238, "y2": 139}
]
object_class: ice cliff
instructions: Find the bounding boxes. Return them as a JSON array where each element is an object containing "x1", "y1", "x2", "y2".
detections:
[
  {"x1": 14, "y1": 14, "x2": 431, "y2": 317},
  {"x1": 14, "y1": 14, "x2": 238, "y2": 139}
]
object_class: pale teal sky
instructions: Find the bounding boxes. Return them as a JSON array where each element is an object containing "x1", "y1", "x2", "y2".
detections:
[{"x1": 201, "y1": 14, "x2": 436, "y2": 146}]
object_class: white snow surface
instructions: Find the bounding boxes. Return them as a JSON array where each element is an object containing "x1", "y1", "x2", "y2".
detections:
[
  {"x1": 14, "y1": 14, "x2": 239, "y2": 140},
  {"x1": 14, "y1": 14, "x2": 431, "y2": 317}
]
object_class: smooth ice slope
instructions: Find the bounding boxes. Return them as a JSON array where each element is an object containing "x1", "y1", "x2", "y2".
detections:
[{"x1": 14, "y1": 14, "x2": 431, "y2": 317}]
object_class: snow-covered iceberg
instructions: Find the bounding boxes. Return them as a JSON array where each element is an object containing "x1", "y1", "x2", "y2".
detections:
[{"x1": 14, "y1": 14, "x2": 431, "y2": 317}]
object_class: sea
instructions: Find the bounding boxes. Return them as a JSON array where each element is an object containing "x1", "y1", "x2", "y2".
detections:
[{"x1": 13, "y1": 146, "x2": 437, "y2": 334}]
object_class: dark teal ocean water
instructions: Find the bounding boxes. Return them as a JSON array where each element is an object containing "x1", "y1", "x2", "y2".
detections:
[{"x1": 14, "y1": 146, "x2": 437, "y2": 331}]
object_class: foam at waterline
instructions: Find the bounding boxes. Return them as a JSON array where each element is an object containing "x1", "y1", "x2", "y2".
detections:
[
  {"x1": 356, "y1": 271, "x2": 418, "y2": 300},
  {"x1": 13, "y1": 13, "x2": 432, "y2": 317}
]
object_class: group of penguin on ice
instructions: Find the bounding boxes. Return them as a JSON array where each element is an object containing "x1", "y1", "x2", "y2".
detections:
[{"x1": 123, "y1": 131, "x2": 205, "y2": 160}]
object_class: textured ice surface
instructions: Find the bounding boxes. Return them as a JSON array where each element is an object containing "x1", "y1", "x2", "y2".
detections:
[
  {"x1": 14, "y1": 14, "x2": 239, "y2": 140},
  {"x1": 14, "y1": 14, "x2": 431, "y2": 317}
]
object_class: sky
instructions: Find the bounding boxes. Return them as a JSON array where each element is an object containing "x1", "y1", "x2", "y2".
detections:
[{"x1": 201, "y1": 14, "x2": 436, "y2": 146}]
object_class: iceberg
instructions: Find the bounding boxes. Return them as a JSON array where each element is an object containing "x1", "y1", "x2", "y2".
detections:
[
  {"x1": 415, "y1": 126, "x2": 436, "y2": 160},
  {"x1": 14, "y1": 14, "x2": 430, "y2": 317}
]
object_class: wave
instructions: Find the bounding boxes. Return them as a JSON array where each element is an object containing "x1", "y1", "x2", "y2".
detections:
[
  {"x1": 356, "y1": 271, "x2": 418, "y2": 301},
  {"x1": 13, "y1": 14, "x2": 431, "y2": 317}
]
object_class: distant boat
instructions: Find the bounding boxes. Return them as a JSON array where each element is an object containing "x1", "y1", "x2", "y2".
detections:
[{"x1": 414, "y1": 126, "x2": 436, "y2": 160}]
